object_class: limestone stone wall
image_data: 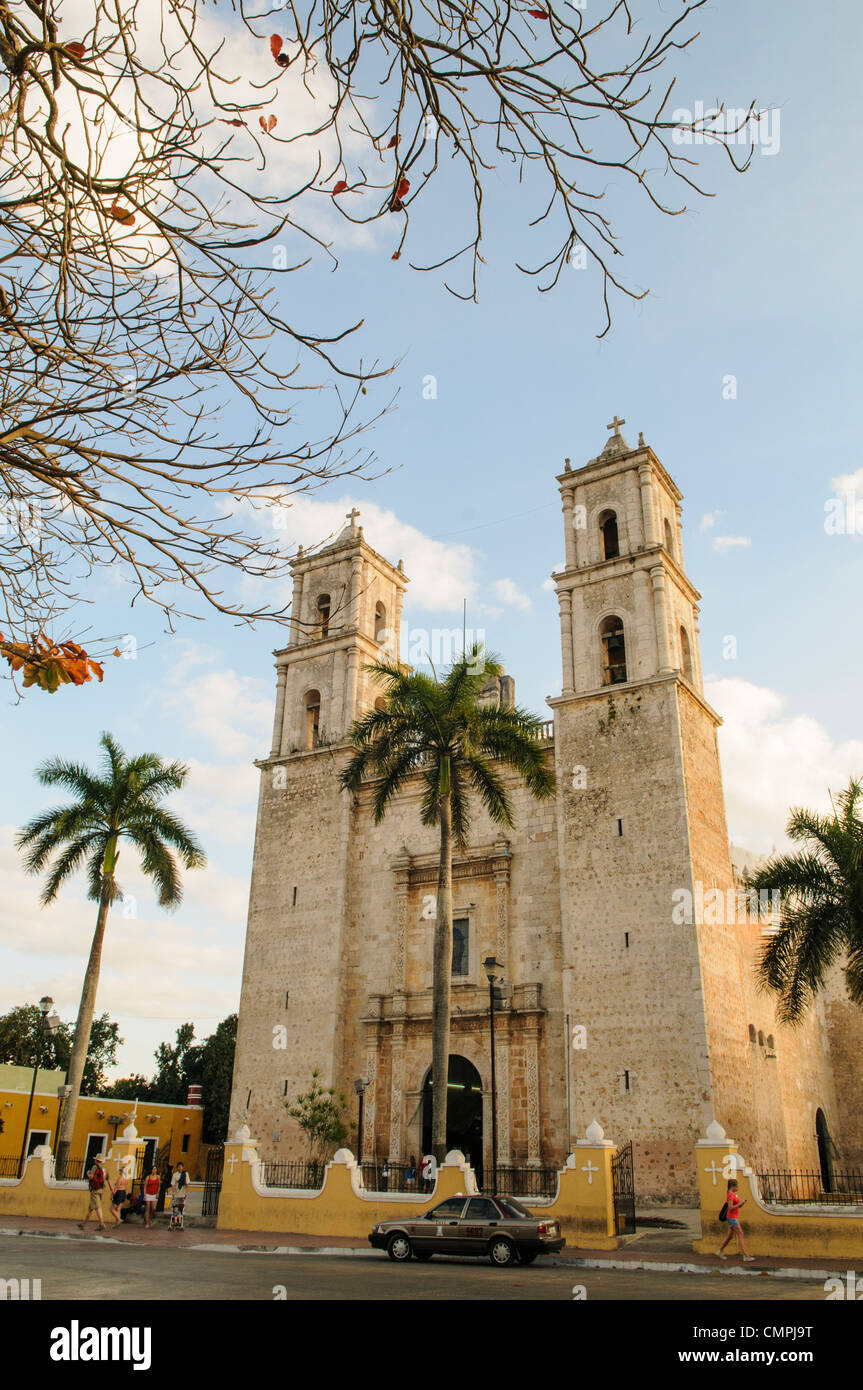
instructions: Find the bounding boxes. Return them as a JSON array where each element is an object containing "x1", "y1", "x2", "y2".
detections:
[{"x1": 553, "y1": 680, "x2": 714, "y2": 1199}]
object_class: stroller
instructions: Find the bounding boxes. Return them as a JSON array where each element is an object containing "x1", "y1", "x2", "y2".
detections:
[{"x1": 169, "y1": 1187, "x2": 186, "y2": 1230}]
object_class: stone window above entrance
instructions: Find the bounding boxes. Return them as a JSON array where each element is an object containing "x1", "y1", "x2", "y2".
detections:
[{"x1": 452, "y1": 917, "x2": 470, "y2": 977}]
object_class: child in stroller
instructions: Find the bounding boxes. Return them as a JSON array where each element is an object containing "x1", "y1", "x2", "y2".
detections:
[{"x1": 169, "y1": 1162, "x2": 188, "y2": 1230}]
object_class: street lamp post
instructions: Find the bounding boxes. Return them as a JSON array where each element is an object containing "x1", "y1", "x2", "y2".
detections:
[
  {"x1": 17, "y1": 996, "x2": 61, "y2": 1178},
  {"x1": 353, "y1": 1077, "x2": 369, "y2": 1164},
  {"x1": 54, "y1": 1085, "x2": 72, "y2": 1171},
  {"x1": 483, "y1": 956, "x2": 503, "y2": 1195}
]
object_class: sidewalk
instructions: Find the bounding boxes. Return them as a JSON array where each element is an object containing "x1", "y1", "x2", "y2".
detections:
[{"x1": 1, "y1": 1211, "x2": 859, "y2": 1279}]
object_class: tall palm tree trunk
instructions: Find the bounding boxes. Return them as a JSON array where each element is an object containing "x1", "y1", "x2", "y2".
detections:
[
  {"x1": 431, "y1": 792, "x2": 453, "y2": 1162},
  {"x1": 55, "y1": 878, "x2": 112, "y2": 1174}
]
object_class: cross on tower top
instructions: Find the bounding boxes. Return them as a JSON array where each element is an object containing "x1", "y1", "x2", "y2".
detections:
[
  {"x1": 346, "y1": 507, "x2": 361, "y2": 530},
  {"x1": 606, "y1": 415, "x2": 626, "y2": 435}
]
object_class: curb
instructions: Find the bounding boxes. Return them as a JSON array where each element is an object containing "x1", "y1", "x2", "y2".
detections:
[
  {"x1": 565, "y1": 1256, "x2": 856, "y2": 1281},
  {"x1": 1, "y1": 1227, "x2": 853, "y2": 1279}
]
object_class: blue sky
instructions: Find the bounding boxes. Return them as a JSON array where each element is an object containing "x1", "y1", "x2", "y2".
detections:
[{"x1": 2, "y1": 0, "x2": 861, "y2": 1078}]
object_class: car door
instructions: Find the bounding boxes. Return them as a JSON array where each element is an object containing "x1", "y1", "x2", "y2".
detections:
[
  {"x1": 415, "y1": 1197, "x2": 468, "y2": 1253},
  {"x1": 460, "y1": 1196, "x2": 503, "y2": 1254}
]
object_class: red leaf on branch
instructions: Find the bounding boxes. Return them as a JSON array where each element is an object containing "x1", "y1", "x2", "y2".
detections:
[
  {"x1": 332, "y1": 180, "x2": 349, "y2": 194},
  {"x1": 270, "y1": 35, "x2": 283, "y2": 59},
  {"x1": 108, "y1": 203, "x2": 135, "y2": 226},
  {"x1": 65, "y1": 42, "x2": 86, "y2": 58},
  {"x1": 527, "y1": 8, "x2": 549, "y2": 17},
  {"x1": 389, "y1": 176, "x2": 410, "y2": 211},
  {"x1": 221, "y1": 118, "x2": 246, "y2": 127},
  {"x1": 267, "y1": 114, "x2": 277, "y2": 132},
  {"x1": 392, "y1": 251, "x2": 401, "y2": 260},
  {"x1": 386, "y1": 135, "x2": 399, "y2": 149}
]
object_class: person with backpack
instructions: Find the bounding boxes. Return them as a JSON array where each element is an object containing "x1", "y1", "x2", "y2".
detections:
[
  {"x1": 715, "y1": 1178, "x2": 756, "y2": 1261},
  {"x1": 79, "y1": 1154, "x2": 107, "y2": 1231}
]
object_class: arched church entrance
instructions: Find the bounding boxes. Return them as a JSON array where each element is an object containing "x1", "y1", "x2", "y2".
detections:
[
  {"x1": 421, "y1": 1055, "x2": 483, "y2": 1169},
  {"x1": 815, "y1": 1108, "x2": 835, "y2": 1193}
]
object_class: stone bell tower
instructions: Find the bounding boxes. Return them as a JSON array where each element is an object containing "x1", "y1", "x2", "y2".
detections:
[
  {"x1": 551, "y1": 418, "x2": 755, "y2": 1197},
  {"x1": 229, "y1": 512, "x2": 408, "y2": 1144}
]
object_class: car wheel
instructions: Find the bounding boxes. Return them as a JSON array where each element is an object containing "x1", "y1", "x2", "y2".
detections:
[
  {"x1": 414, "y1": 1250, "x2": 434, "y2": 1261},
  {"x1": 519, "y1": 1252, "x2": 538, "y2": 1265},
  {"x1": 489, "y1": 1236, "x2": 517, "y2": 1267},
  {"x1": 386, "y1": 1232, "x2": 413, "y2": 1262}
]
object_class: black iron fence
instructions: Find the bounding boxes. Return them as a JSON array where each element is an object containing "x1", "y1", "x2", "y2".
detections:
[
  {"x1": 612, "y1": 1140, "x2": 636, "y2": 1235},
  {"x1": 54, "y1": 1152, "x2": 89, "y2": 1182},
  {"x1": 261, "y1": 1159, "x2": 325, "y2": 1190},
  {"x1": 755, "y1": 1168, "x2": 863, "y2": 1207},
  {"x1": 359, "y1": 1162, "x2": 425, "y2": 1194},
  {"x1": 477, "y1": 1165, "x2": 559, "y2": 1199},
  {"x1": 202, "y1": 1145, "x2": 224, "y2": 1217}
]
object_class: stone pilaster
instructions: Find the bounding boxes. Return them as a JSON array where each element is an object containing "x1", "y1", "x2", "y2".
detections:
[
  {"x1": 558, "y1": 589, "x2": 574, "y2": 695},
  {"x1": 271, "y1": 663, "x2": 287, "y2": 757},
  {"x1": 388, "y1": 1015, "x2": 406, "y2": 1163},
  {"x1": 650, "y1": 564, "x2": 675, "y2": 673},
  {"x1": 638, "y1": 463, "x2": 657, "y2": 548},
  {"x1": 525, "y1": 1023, "x2": 542, "y2": 1166}
]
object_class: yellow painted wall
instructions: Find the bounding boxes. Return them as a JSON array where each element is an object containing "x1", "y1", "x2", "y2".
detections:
[
  {"x1": 0, "y1": 1078, "x2": 203, "y2": 1179},
  {"x1": 694, "y1": 1135, "x2": 863, "y2": 1260},
  {"x1": 217, "y1": 1136, "x2": 619, "y2": 1248}
]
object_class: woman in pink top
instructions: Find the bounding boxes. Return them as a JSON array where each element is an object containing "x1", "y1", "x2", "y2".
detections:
[{"x1": 716, "y1": 1179, "x2": 755, "y2": 1261}]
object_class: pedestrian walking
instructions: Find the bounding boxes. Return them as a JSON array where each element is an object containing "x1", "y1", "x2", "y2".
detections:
[
  {"x1": 142, "y1": 1166, "x2": 161, "y2": 1228},
  {"x1": 107, "y1": 1172, "x2": 128, "y2": 1226},
  {"x1": 169, "y1": 1161, "x2": 188, "y2": 1230},
  {"x1": 79, "y1": 1155, "x2": 107, "y2": 1231},
  {"x1": 715, "y1": 1178, "x2": 756, "y2": 1261},
  {"x1": 405, "y1": 1155, "x2": 417, "y2": 1190}
]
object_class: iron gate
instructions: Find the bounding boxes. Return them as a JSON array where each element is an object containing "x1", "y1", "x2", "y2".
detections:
[
  {"x1": 611, "y1": 1139, "x2": 636, "y2": 1235},
  {"x1": 202, "y1": 1145, "x2": 224, "y2": 1217}
]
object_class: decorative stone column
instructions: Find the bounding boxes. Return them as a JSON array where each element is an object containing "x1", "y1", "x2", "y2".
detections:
[
  {"x1": 270, "y1": 662, "x2": 287, "y2": 758},
  {"x1": 496, "y1": 1022, "x2": 511, "y2": 1165},
  {"x1": 638, "y1": 463, "x2": 657, "y2": 548},
  {"x1": 343, "y1": 647, "x2": 359, "y2": 729},
  {"x1": 525, "y1": 1022, "x2": 542, "y2": 1167},
  {"x1": 650, "y1": 564, "x2": 675, "y2": 673},
  {"x1": 558, "y1": 589, "x2": 575, "y2": 695},
  {"x1": 362, "y1": 1014, "x2": 380, "y2": 1160},
  {"x1": 562, "y1": 488, "x2": 576, "y2": 569},
  {"x1": 388, "y1": 1012, "x2": 406, "y2": 1163},
  {"x1": 392, "y1": 848, "x2": 412, "y2": 994}
]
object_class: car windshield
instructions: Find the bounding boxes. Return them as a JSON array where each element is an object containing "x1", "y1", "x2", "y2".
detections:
[
  {"x1": 495, "y1": 1197, "x2": 533, "y2": 1219},
  {"x1": 425, "y1": 1198, "x2": 466, "y2": 1219}
]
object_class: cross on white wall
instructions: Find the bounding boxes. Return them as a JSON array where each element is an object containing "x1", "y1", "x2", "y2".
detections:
[{"x1": 581, "y1": 1161, "x2": 598, "y2": 1186}]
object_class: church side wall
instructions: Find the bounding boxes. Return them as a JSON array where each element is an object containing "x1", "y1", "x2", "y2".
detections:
[
  {"x1": 228, "y1": 750, "x2": 353, "y2": 1160},
  {"x1": 554, "y1": 681, "x2": 715, "y2": 1200}
]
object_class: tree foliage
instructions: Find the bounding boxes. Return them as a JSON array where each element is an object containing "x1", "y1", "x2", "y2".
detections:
[
  {"x1": 0, "y1": 0, "x2": 753, "y2": 668},
  {"x1": 0, "y1": 1003, "x2": 121, "y2": 1093},
  {"x1": 102, "y1": 1014, "x2": 237, "y2": 1144},
  {"x1": 747, "y1": 777, "x2": 863, "y2": 1025},
  {"x1": 286, "y1": 1069, "x2": 353, "y2": 1162}
]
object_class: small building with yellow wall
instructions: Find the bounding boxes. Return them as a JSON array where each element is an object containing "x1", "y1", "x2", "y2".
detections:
[{"x1": 0, "y1": 1064, "x2": 204, "y2": 1179}]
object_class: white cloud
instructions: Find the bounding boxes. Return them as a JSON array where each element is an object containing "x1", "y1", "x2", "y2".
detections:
[
  {"x1": 491, "y1": 578, "x2": 531, "y2": 611},
  {"x1": 831, "y1": 468, "x2": 863, "y2": 497},
  {"x1": 713, "y1": 535, "x2": 752, "y2": 552},
  {"x1": 269, "y1": 494, "x2": 479, "y2": 610},
  {"x1": 162, "y1": 663, "x2": 272, "y2": 762},
  {"x1": 706, "y1": 678, "x2": 863, "y2": 853},
  {"x1": 699, "y1": 511, "x2": 723, "y2": 531}
]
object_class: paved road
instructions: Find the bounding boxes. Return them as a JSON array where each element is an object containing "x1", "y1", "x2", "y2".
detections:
[{"x1": 0, "y1": 1237, "x2": 830, "y2": 1301}]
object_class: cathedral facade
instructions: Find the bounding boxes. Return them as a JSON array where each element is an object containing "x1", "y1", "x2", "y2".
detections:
[{"x1": 229, "y1": 423, "x2": 861, "y2": 1199}]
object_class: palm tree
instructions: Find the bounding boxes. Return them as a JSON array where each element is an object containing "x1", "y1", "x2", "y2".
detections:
[
  {"x1": 16, "y1": 732, "x2": 206, "y2": 1172},
  {"x1": 746, "y1": 777, "x2": 863, "y2": 1025},
  {"x1": 340, "y1": 646, "x2": 555, "y2": 1160}
]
